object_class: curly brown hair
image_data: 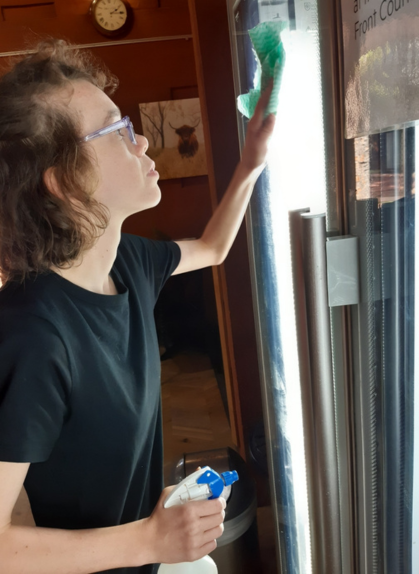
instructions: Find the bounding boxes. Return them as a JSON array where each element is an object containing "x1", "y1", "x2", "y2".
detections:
[{"x1": 0, "y1": 39, "x2": 119, "y2": 286}]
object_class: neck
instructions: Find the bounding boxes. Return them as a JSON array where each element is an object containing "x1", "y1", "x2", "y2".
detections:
[{"x1": 51, "y1": 222, "x2": 122, "y2": 295}]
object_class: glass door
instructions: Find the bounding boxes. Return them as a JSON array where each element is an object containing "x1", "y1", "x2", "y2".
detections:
[
  {"x1": 341, "y1": 1, "x2": 419, "y2": 572},
  {"x1": 228, "y1": 1, "x2": 419, "y2": 573},
  {"x1": 347, "y1": 125, "x2": 416, "y2": 574},
  {"x1": 228, "y1": 1, "x2": 342, "y2": 573}
]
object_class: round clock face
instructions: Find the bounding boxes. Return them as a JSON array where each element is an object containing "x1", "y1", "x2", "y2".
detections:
[{"x1": 92, "y1": 0, "x2": 128, "y2": 33}]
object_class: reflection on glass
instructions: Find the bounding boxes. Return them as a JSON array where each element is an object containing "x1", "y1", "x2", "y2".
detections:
[
  {"x1": 351, "y1": 125, "x2": 415, "y2": 572},
  {"x1": 341, "y1": 0, "x2": 419, "y2": 138},
  {"x1": 355, "y1": 130, "x2": 415, "y2": 204},
  {"x1": 229, "y1": 1, "x2": 330, "y2": 573}
]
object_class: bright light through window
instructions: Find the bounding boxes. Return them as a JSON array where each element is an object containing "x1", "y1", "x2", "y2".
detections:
[{"x1": 261, "y1": 26, "x2": 328, "y2": 574}]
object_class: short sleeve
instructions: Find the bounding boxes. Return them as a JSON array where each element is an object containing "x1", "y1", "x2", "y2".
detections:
[
  {"x1": 0, "y1": 313, "x2": 72, "y2": 463},
  {"x1": 117, "y1": 234, "x2": 181, "y2": 299}
]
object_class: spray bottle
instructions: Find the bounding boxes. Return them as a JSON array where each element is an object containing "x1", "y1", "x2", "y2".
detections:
[{"x1": 158, "y1": 466, "x2": 239, "y2": 574}]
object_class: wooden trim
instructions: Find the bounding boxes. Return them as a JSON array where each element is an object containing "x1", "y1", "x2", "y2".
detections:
[
  {"x1": 211, "y1": 266, "x2": 243, "y2": 449},
  {"x1": 188, "y1": 0, "x2": 245, "y2": 456},
  {"x1": 0, "y1": 35, "x2": 193, "y2": 58}
]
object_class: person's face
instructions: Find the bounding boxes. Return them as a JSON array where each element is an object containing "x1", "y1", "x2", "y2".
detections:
[{"x1": 68, "y1": 80, "x2": 161, "y2": 221}]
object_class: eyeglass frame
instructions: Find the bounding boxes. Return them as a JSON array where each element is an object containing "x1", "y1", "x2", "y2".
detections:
[{"x1": 80, "y1": 116, "x2": 137, "y2": 145}]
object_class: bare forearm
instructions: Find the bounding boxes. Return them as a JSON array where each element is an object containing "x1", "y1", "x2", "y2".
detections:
[
  {"x1": 0, "y1": 520, "x2": 149, "y2": 574},
  {"x1": 173, "y1": 162, "x2": 261, "y2": 274},
  {"x1": 200, "y1": 85, "x2": 276, "y2": 261},
  {"x1": 172, "y1": 88, "x2": 275, "y2": 276},
  {"x1": 201, "y1": 162, "x2": 260, "y2": 262}
]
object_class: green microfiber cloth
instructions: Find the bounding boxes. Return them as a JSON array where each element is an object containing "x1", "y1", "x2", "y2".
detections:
[{"x1": 237, "y1": 20, "x2": 287, "y2": 119}]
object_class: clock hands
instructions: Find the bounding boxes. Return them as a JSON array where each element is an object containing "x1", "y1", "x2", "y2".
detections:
[{"x1": 91, "y1": 0, "x2": 128, "y2": 34}]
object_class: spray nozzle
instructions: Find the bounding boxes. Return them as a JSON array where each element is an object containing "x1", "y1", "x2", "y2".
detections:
[{"x1": 197, "y1": 468, "x2": 239, "y2": 499}]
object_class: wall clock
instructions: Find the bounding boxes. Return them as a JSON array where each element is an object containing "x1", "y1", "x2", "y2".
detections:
[{"x1": 89, "y1": 0, "x2": 133, "y2": 37}]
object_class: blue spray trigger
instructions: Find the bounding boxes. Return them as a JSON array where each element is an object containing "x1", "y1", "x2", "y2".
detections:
[
  {"x1": 196, "y1": 468, "x2": 239, "y2": 500},
  {"x1": 197, "y1": 469, "x2": 223, "y2": 499}
]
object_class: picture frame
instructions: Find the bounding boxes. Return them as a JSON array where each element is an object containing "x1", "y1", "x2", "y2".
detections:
[{"x1": 139, "y1": 98, "x2": 208, "y2": 180}]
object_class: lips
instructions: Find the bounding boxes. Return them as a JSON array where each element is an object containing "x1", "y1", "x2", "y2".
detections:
[{"x1": 147, "y1": 161, "x2": 159, "y2": 177}]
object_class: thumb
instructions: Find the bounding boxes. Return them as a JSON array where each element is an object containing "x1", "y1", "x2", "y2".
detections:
[{"x1": 157, "y1": 485, "x2": 176, "y2": 509}]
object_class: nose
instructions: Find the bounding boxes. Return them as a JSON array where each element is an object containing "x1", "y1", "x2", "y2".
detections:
[{"x1": 135, "y1": 134, "x2": 149, "y2": 155}]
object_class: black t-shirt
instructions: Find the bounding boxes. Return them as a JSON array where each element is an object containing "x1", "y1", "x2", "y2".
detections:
[{"x1": 0, "y1": 233, "x2": 181, "y2": 574}]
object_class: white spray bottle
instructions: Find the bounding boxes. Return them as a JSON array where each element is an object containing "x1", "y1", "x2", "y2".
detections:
[{"x1": 158, "y1": 466, "x2": 239, "y2": 574}]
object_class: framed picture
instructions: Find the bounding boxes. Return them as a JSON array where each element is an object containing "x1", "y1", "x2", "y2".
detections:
[{"x1": 139, "y1": 98, "x2": 208, "y2": 180}]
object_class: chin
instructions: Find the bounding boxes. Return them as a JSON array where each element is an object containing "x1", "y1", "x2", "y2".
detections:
[
  {"x1": 133, "y1": 189, "x2": 162, "y2": 214},
  {"x1": 150, "y1": 186, "x2": 162, "y2": 207}
]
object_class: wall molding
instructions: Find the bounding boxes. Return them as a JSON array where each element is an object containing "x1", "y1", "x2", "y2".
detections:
[{"x1": 0, "y1": 34, "x2": 192, "y2": 57}]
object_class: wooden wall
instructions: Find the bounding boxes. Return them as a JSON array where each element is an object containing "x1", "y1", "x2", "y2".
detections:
[
  {"x1": 0, "y1": 0, "x2": 213, "y2": 242},
  {"x1": 0, "y1": 1, "x2": 190, "y2": 49},
  {"x1": 188, "y1": 0, "x2": 267, "y2": 501}
]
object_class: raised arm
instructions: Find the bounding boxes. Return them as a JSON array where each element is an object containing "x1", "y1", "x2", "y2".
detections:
[
  {"x1": 0, "y1": 461, "x2": 225, "y2": 573},
  {"x1": 173, "y1": 84, "x2": 276, "y2": 275}
]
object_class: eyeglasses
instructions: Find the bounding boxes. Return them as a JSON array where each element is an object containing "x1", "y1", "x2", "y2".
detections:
[{"x1": 80, "y1": 116, "x2": 137, "y2": 145}]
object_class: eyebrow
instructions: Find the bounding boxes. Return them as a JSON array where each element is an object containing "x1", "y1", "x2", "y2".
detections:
[{"x1": 102, "y1": 107, "x2": 122, "y2": 127}]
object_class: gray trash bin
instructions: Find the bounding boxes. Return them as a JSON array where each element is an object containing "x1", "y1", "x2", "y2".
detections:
[{"x1": 170, "y1": 447, "x2": 261, "y2": 574}]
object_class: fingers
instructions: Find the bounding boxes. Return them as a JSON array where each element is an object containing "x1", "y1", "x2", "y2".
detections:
[
  {"x1": 261, "y1": 112, "x2": 276, "y2": 136},
  {"x1": 199, "y1": 539, "x2": 218, "y2": 556},
  {"x1": 160, "y1": 489, "x2": 225, "y2": 517},
  {"x1": 171, "y1": 501, "x2": 225, "y2": 560},
  {"x1": 198, "y1": 518, "x2": 225, "y2": 555},
  {"x1": 258, "y1": 78, "x2": 274, "y2": 105},
  {"x1": 148, "y1": 494, "x2": 226, "y2": 564},
  {"x1": 200, "y1": 508, "x2": 225, "y2": 532},
  {"x1": 180, "y1": 497, "x2": 225, "y2": 518},
  {"x1": 162, "y1": 485, "x2": 176, "y2": 496},
  {"x1": 205, "y1": 522, "x2": 224, "y2": 539},
  {"x1": 251, "y1": 79, "x2": 274, "y2": 126},
  {"x1": 192, "y1": 497, "x2": 226, "y2": 518},
  {"x1": 201, "y1": 523, "x2": 224, "y2": 547},
  {"x1": 179, "y1": 499, "x2": 225, "y2": 543},
  {"x1": 157, "y1": 485, "x2": 176, "y2": 509}
]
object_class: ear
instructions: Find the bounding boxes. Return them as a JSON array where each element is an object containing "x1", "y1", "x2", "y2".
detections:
[{"x1": 43, "y1": 167, "x2": 64, "y2": 200}]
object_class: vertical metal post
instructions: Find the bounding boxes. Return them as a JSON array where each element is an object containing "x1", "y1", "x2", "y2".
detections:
[
  {"x1": 289, "y1": 209, "x2": 320, "y2": 572},
  {"x1": 301, "y1": 213, "x2": 342, "y2": 574}
]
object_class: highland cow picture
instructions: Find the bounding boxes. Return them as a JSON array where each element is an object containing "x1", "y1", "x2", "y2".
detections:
[{"x1": 139, "y1": 98, "x2": 208, "y2": 180}]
